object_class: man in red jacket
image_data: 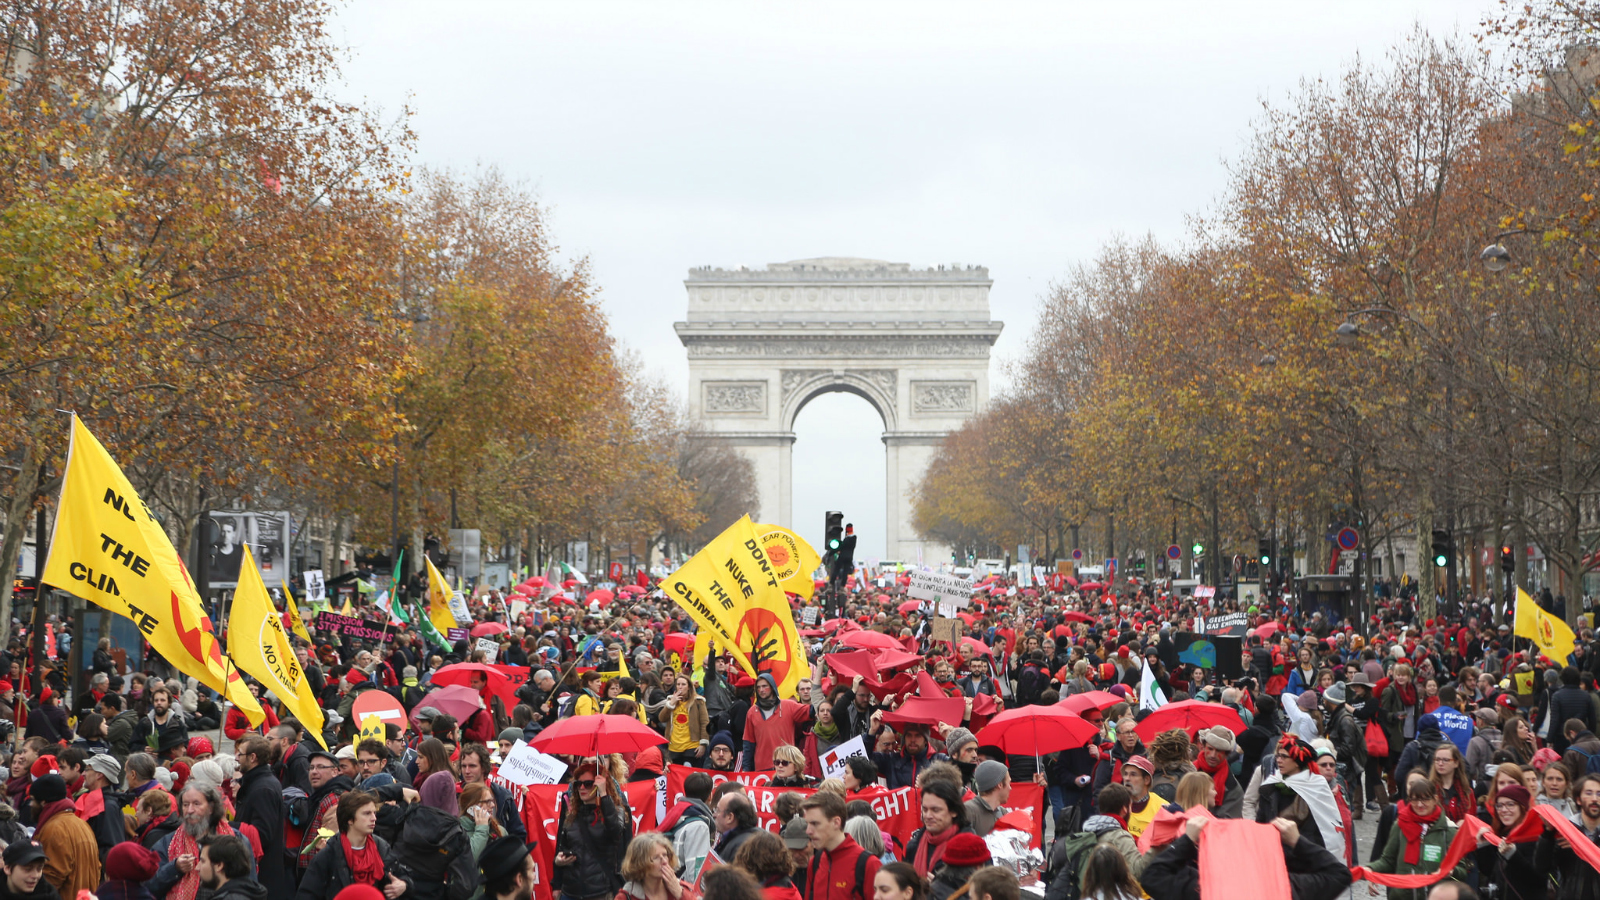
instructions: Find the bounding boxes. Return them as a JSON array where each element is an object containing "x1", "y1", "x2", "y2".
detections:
[
  {"x1": 800, "y1": 791, "x2": 880, "y2": 900},
  {"x1": 741, "y1": 674, "x2": 812, "y2": 770}
]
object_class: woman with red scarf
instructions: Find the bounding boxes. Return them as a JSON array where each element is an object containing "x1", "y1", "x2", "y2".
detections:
[
  {"x1": 297, "y1": 790, "x2": 412, "y2": 900},
  {"x1": 1369, "y1": 778, "x2": 1467, "y2": 900}
]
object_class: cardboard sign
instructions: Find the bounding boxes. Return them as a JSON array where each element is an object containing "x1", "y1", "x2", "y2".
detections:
[
  {"x1": 820, "y1": 735, "x2": 867, "y2": 779},
  {"x1": 801, "y1": 606, "x2": 819, "y2": 625},
  {"x1": 931, "y1": 617, "x2": 962, "y2": 645},
  {"x1": 314, "y1": 612, "x2": 389, "y2": 641},
  {"x1": 907, "y1": 570, "x2": 974, "y2": 606},
  {"x1": 475, "y1": 637, "x2": 500, "y2": 663},
  {"x1": 496, "y1": 740, "x2": 568, "y2": 786},
  {"x1": 358, "y1": 713, "x2": 385, "y2": 746}
]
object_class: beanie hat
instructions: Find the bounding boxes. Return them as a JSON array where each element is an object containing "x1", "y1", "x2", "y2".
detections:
[
  {"x1": 334, "y1": 887, "x2": 386, "y2": 900},
  {"x1": 1117, "y1": 645, "x2": 1130, "y2": 659},
  {"x1": 39, "y1": 687, "x2": 52, "y2": 704},
  {"x1": 1296, "y1": 690, "x2": 1320, "y2": 711},
  {"x1": 942, "y1": 832, "x2": 992, "y2": 868},
  {"x1": 709, "y1": 731, "x2": 735, "y2": 752},
  {"x1": 974, "y1": 760, "x2": 1009, "y2": 793},
  {"x1": 1098, "y1": 663, "x2": 1117, "y2": 682},
  {"x1": 944, "y1": 727, "x2": 977, "y2": 759},
  {"x1": 498, "y1": 728, "x2": 523, "y2": 744},
  {"x1": 1497, "y1": 784, "x2": 1531, "y2": 809},
  {"x1": 1200, "y1": 726, "x2": 1235, "y2": 752},
  {"x1": 29, "y1": 773, "x2": 66, "y2": 804},
  {"x1": 345, "y1": 668, "x2": 367, "y2": 686},
  {"x1": 1107, "y1": 684, "x2": 1130, "y2": 699},
  {"x1": 1418, "y1": 713, "x2": 1440, "y2": 731},
  {"x1": 105, "y1": 842, "x2": 160, "y2": 881}
]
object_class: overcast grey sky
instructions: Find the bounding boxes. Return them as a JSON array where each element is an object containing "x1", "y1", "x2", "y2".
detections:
[{"x1": 335, "y1": 1, "x2": 1490, "y2": 561}]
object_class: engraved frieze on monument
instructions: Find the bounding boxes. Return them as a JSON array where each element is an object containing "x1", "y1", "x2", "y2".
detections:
[
  {"x1": 702, "y1": 381, "x2": 766, "y2": 415},
  {"x1": 912, "y1": 381, "x2": 976, "y2": 415}
]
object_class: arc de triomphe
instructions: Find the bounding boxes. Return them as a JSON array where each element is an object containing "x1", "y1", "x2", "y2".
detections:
[{"x1": 675, "y1": 257, "x2": 1002, "y2": 563}]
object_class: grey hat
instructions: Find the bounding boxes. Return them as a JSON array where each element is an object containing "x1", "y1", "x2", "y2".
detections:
[
  {"x1": 86, "y1": 753, "x2": 122, "y2": 784},
  {"x1": 415, "y1": 706, "x2": 441, "y2": 721},
  {"x1": 1200, "y1": 725, "x2": 1236, "y2": 752},
  {"x1": 944, "y1": 727, "x2": 977, "y2": 758},
  {"x1": 1323, "y1": 683, "x2": 1347, "y2": 706},
  {"x1": 780, "y1": 815, "x2": 809, "y2": 849},
  {"x1": 499, "y1": 727, "x2": 523, "y2": 743},
  {"x1": 974, "y1": 759, "x2": 1009, "y2": 794}
]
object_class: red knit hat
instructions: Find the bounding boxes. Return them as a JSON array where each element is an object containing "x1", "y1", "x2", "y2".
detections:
[
  {"x1": 943, "y1": 832, "x2": 992, "y2": 867},
  {"x1": 29, "y1": 756, "x2": 57, "y2": 779},
  {"x1": 105, "y1": 841, "x2": 159, "y2": 881}
]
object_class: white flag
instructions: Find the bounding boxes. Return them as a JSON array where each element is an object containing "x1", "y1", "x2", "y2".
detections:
[{"x1": 1140, "y1": 657, "x2": 1167, "y2": 712}]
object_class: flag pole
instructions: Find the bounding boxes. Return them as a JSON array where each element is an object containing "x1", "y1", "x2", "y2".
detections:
[{"x1": 218, "y1": 655, "x2": 232, "y2": 751}]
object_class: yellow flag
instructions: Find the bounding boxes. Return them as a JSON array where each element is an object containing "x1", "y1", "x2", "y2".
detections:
[
  {"x1": 665, "y1": 515, "x2": 809, "y2": 697},
  {"x1": 1514, "y1": 586, "x2": 1577, "y2": 663},
  {"x1": 425, "y1": 556, "x2": 467, "y2": 633},
  {"x1": 42, "y1": 415, "x2": 264, "y2": 724},
  {"x1": 227, "y1": 546, "x2": 325, "y2": 746},
  {"x1": 281, "y1": 578, "x2": 312, "y2": 645},
  {"x1": 338, "y1": 596, "x2": 353, "y2": 616},
  {"x1": 755, "y1": 524, "x2": 824, "y2": 599}
]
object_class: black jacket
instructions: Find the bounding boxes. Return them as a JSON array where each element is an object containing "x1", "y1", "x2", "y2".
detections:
[
  {"x1": 553, "y1": 790, "x2": 629, "y2": 900},
  {"x1": 296, "y1": 834, "x2": 409, "y2": 900},
  {"x1": 486, "y1": 781, "x2": 527, "y2": 842},
  {"x1": 1139, "y1": 833, "x2": 1351, "y2": 900},
  {"x1": 1534, "y1": 821, "x2": 1600, "y2": 900},
  {"x1": 85, "y1": 787, "x2": 130, "y2": 861},
  {"x1": 388, "y1": 803, "x2": 480, "y2": 900},
  {"x1": 235, "y1": 764, "x2": 289, "y2": 898},
  {"x1": 0, "y1": 878, "x2": 61, "y2": 900},
  {"x1": 1546, "y1": 686, "x2": 1595, "y2": 753},
  {"x1": 139, "y1": 812, "x2": 179, "y2": 850},
  {"x1": 1474, "y1": 838, "x2": 1543, "y2": 900},
  {"x1": 275, "y1": 741, "x2": 313, "y2": 796},
  {"x1": 210, "y1": 878, "x2": 269, "y2": 900}
]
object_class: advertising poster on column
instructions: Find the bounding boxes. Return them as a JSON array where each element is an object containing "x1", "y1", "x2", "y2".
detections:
[{"x1": 207, "y1": 510, "x2": 292, "y2": 589}]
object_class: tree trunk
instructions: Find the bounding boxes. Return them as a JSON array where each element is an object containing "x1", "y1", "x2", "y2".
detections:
[
  {"x1": 0, "y1": 442, "x2": 41, "y2": 649},
  {"x1": 1416, "y1": 500, "x2": 1436, "y2": 622}
]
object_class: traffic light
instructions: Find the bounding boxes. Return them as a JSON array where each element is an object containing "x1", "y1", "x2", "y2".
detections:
[
  {"x1": 1257, "y1": 538, "x2": 1272, "y2": 568},
  {"x1": 824, "y1": 511, "x2": 843, "y2": 553},
  {"x1": 1192, "y1": 543, "x2": 1204, "y2": 555},
  {"x1": 1501, "y1": 544, "x2": 1516, "y2": 573},
  {"x1": 1430, "y1": 529, "x2": 1452, "y2": 568},
  {"x1": 828, "y1": 523, "x2": 857, "y2": 586}
]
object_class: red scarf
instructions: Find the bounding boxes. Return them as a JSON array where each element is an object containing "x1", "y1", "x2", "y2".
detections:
[
  {"x1": 912, "y1": 825, "x2": 959, "y2": 878},
  {"x1": 1395, "y1": 801, "x2": 1441, "y2": 866},
  {"x1": 169, "y1": 821, "x2": 236, "y2": 900},
  {"x1": 341, "y1": 834, "x2": 386, "y2": 886},
  {"x1": 1194, "y1": 752, "x2": 1230, "y2": 803},
  {"x1": 1394, "y1": 680, "x2": 1418, "y2": 708}
]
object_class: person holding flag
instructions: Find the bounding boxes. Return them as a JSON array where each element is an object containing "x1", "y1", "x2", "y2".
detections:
[{"x1": 226, "y1": 544, "x2": 328, "y2": 748}]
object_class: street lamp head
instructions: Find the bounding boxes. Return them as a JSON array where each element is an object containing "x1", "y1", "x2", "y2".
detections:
[
  {"x1": 1334, "y1": 321, "x2": 1361, "y2": 346},
  {"x1": 1479, "y1": 242, "x2": 1511, "y2": 272},
  {"x1": 1257, "y1": 354, "x2": 1278, "y2": 367}
]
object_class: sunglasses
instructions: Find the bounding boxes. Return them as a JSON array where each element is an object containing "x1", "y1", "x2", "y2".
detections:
[{"x1": 576, "y1": 780, "x2": 596, "y2": 788}]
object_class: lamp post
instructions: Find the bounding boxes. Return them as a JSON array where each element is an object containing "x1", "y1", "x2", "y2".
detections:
[{"x1": 1477, "y1": 229, "x2": 1530, "y2": 273}]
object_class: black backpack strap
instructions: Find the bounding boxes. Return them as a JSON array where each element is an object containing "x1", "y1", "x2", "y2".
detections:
[
  {"x1": 805, "y1": 849, "x2": 822, "y2": 900},
  {"x1": 853, "y1": 851, "x2": 869, "y2": 900}
]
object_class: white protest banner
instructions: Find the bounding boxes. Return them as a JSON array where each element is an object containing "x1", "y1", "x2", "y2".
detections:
[
  {"x1": 474, "y1": 637, "x2": 500, "y2": 663},
  {"x1": 907, "y1": 570, "x2": 974, "y2": 607},
  {"x1": 496, "y1": 740, "x2": 568, "y2": 786},
  {"x1": 801, "y1": 606, "x2": 819, "y2": 626},
  {"x1": 820, "y1": 735, "x2": 868, "y2": 780}
]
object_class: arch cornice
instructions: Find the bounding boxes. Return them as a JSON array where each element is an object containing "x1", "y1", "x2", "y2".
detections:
[{"x1": 779, "y1": 368, "x2": 898, "y2": 432}]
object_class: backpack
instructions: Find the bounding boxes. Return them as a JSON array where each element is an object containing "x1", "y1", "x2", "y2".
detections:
[
  {"x1": 1043, "y1": 832, "x2": 1100, "y2": 900},
  {"x1": 804, "y1": 847, "x2": 870, "y2": 900},
  {"x1": 1017, "y1": 663, "x2": 1050, "y2": 706},
  {"x1": 390, "y1": 804, "x2": 479, "y2": 900},
  {"x1": 1568, "y1": 744, "x2": 1600, "y2": 775}
]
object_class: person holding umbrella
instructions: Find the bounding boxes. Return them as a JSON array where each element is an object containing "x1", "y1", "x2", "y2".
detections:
[{"x1": 553, "y1": 762, "x2": 628, "y2": 900}]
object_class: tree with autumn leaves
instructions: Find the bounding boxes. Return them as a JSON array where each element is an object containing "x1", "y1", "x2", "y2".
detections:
[
  {"x1": 0, "y1": 0, "x2": 747, "y2": 644},
  {"x1": 916, "y1": 5, "x2": 1600, "y2": 625}
]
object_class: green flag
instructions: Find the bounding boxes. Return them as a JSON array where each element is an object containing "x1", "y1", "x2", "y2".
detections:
[
  {"x1": 388, "y1": 552, "x2": 410, "y2": 624},
  {"x1": 415, "y1": 602, "x2": 450, "y2": 650}
]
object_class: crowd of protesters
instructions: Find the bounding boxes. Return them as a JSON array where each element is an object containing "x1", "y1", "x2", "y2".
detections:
[{"x1": 0, "y1": 572, "x2": 1595, "y2": 900}]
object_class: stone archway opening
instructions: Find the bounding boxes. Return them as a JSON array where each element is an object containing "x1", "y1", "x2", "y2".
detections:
[
  {"x1": 790, "y1": 388, "x2": 889, "y2": 562},
  {"x1": 676, "y1": 257, "x2": 1002, "y2": 563}
]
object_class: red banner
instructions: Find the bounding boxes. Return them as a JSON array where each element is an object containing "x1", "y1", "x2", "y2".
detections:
[
  {"x1": 1352, "y1": 805, "x2": 1600, "y2": 888},
  {"x1": 493, "y1": 779, "x2": 661, "y2": 900},
  {"x1": 664, "y1": 764, "x2": 776, "y2": 798}
]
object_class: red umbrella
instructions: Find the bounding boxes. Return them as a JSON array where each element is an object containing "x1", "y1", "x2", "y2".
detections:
[
  {"x1": 1253, "y1": 622, "x2": 1281, "y2": 638},
  {"x1": 410, "y1": 684, "x2": 484, "y2": 726},
  {"x1": 430, "y1": 663, "x2": 516, "y2": 709},
  {"x1": 661, "y1": 633, "x2": 694, "y2": 660},
  {"x1": 619, "y1": 585, "x2": 646, "y2": 595},
  {"x1": 838, "y1": 630, "x2": 901, "y2": 651},
  {"x1": 955, "y1": 611, "x2": 976, "y2": 626},
  {"x1": 470, "y1": 622, "x2": 509, "y2": 637},
  {"x1": 896, "y1": 600, "x2": 921, "y2": 615},
  {"x1": 1078, "y1": 582, "x2": 1105, "y2": 591},
  {"x1": 511, "y1": 584, "x2": 536, "y2": 596},
  {"x1": 530, "y1": 713, "x2": 667, "y2": 756},
  {"x1": 1061, "y1": 611, "x2": 1095, "y2": 625},
  {"x1": 881, "y1": 697, "x2": 966, "y2": 728},
  {"x1": 586, "y1": 589, "x2": 615, "y2": 605},
  {"x1": 975, "y1": 706, "x2": 1099, "y2": 755},
  {"x1": 960, "y1": 636, "x2": 991, "y2": 656},
  {"x1": 1064, "y1": 576, "x2": 1079, "y2": 587},
  {"x1": 1134, "y1": 700, "x2": 1246, "y2": 742},
  {"x1": 1058, "y1": 691, "x2": 1123, "y2": 716}
]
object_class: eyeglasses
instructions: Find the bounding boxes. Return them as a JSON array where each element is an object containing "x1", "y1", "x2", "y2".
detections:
[
  {"x1": 309, "y1": 764, "x2": 337, "y2": 772},
  {"x1": 359, "y1": 758, "x2": 383, "y2": 768}
]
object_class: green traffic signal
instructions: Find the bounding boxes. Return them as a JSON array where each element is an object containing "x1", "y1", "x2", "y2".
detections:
[
  {"x1": 829, "y1": 538, "x2": 841, "y2": 550},
  {"x1": 1433, "y1": 553, "x2": 1447, "y2": 567},
  {"x1": 1260, "y1": 555, "x2": 1271, "y2": 565},
  {"x1": 1192, "y1": 543, "x2": 1203, "y2": 554}
]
